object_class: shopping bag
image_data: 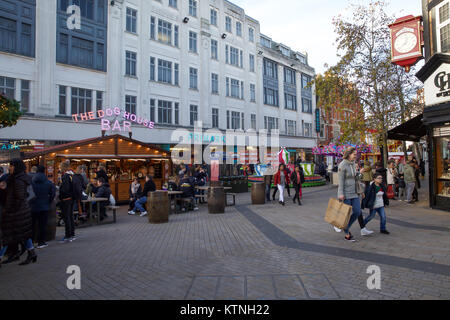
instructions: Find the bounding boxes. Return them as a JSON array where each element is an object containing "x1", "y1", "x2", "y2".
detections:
[
  {"x1": 387, "y1": 185, "x2": 395, "y2": 199},
  {"x1": 324, "y1": 198, "x2": 352, "y2": 229}
]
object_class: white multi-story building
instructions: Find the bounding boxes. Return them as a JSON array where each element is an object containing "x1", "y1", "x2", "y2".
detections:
[{"x1": 0, "y1": 0, "x2": 317, "y2": 161}]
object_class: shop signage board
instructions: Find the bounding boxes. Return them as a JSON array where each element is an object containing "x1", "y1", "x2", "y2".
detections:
[
  {"x1": 71, "y1": 107, "x2": 155, "y2": 132},
  {"x1": 423, "y1": 62, "x2": 450, "y2": 106}
]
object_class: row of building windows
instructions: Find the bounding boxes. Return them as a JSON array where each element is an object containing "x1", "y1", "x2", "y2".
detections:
[
  {"x1": 55, "y1": 83, "x2": 312, "y2": 134},
  {"x1": 0, "y1": 76, "x2": 30, "y2": 112},
  {"x1": 150, "y1": 0, "x2": 257, "y2": 44}
]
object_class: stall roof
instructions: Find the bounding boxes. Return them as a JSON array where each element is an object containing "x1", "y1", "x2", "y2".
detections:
[
  {"x1": 387, "y1": 114, "x2": 427, "y2": 142},
  {"x1": 24, "y1": 134, "x2": 170, "y2": 159}
]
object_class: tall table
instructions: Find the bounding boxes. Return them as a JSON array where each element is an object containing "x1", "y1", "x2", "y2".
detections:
[
  {"x1": 195, "y1": 186, "x2": 232, "y2": 204},
  {"x1": 81, "y1": 197, "x2": 109, "y2": 225},
  {"x1": 167, "y1": 190, "x2": 183, "y2": 214}
]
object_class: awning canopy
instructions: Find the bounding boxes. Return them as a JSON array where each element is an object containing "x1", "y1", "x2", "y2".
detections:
[{"x1": 387, "y1": 114, "x2": 427, "y2": 142}]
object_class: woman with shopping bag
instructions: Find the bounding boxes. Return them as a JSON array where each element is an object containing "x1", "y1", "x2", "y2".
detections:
[{"x1": 337, "y1": 147, "x2": 373, "y2": 241}]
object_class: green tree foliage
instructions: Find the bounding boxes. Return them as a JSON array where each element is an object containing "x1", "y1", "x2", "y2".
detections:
[
  {"x1": 331, "y1": 0, "x2": 422, "y2": 165},
  {"x1": 0, "y1": 93, "x2": 22, "y2": 129}
]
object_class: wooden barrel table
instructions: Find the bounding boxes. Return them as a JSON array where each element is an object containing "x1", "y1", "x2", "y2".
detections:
[
  {"x1": 147, "y1": 191, "x2": 170, "y2": 223},
  {"x1": 208, "y1": 187, "x2": 225, "y2": 214},
  {"x1": 251, "y1": 182, "x2": 266, "y2": 205}
]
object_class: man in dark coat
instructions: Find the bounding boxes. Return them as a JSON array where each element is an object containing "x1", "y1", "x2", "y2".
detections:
[
  {"x1": 72, "y1": 166, "x2": 86, "y2": 216},
  {"x1": 0, "y1": 159, "x2": 37, "y2": 266},
  {"x1": 30, "y1": 165, "x2": 56, "y2": 249},
  {"x1": 59, "y1": 161, "x2": 75, "y2": 242}
]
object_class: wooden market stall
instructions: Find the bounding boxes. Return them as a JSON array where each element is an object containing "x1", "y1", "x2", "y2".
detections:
[{"x1": 24, "y1": 135, "x2": 172, "y2": 202}]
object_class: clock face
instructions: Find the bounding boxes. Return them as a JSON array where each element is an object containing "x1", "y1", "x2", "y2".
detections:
[{"x1": 394, "y1": 32, "x2": 418, "y2": 54}]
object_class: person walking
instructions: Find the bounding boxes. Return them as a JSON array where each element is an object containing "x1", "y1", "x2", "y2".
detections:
[
  {"x1": 361, "y1": 160, "x2": 373, "y2": 187},
  {"x1": 412, "y1": 160, "x2": 421, "y2": 202},
  {"x1": 264, "y1": 170, "x2": 273, "y2": 202},
  {"x1": 290, "y1": 165, "x2": 305, "y2": 205},
  {"x1": 338, "y1": 148, "x2": 373, "y2": 242},
  {"x1": 129, "y1": 175, "x2": 156, "y2": 217},
  {"x1": 404, "y1": 160, "x2": 416, "y2": 204},
  {"x1": 386, "y1": 160, "x2": 397, "y2": 200},
  {"x1": 273, "y1": 164, "x2": 290, "y2": 206},
  {"x1": 30, "y1": 165, "x2": 55, "y2": 249},
  {"x1": 361, "y1": 174, "x2": 390, "y2": 234},
  {"x1": 128, "y1": 178, "x2": 142, "y2": 214},
  {"x1": 59, "y1": 161, "x2": 76, "y2": 242},
  {"x1": 0, "y1": 159, "x2": 37, "y2": 266},
  {"x1": 375, "y1": 162, "x2": 387, "y2": 187}
]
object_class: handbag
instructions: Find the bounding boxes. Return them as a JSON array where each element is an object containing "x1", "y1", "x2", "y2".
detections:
[
  {"x1": 355, "y1": 177, "x2": 365, "y2": 195},
  {"x1": 324, "y1": 198, "x2": 352, "y2": 229}
]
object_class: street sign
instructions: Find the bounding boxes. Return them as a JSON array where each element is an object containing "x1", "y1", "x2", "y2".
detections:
[{"x1": 315, "y1": 109, "x2": 321, "y2": 133}]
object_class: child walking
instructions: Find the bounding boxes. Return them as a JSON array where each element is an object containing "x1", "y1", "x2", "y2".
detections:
[{"x1": 361, "y1": 173, "x2": 390, "y2": 234}]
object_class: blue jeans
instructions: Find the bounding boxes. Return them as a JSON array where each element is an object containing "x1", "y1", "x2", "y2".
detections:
[
  {"x1": 0, "y1": 238, "x2": 33, "y2": 258},
  {"x1": 343, "y1": 197, "x2": 362, "y2": 234},
  {"x1": 363, "y1": 207, "x2": 387, "y2": 231},
  {"x1": 133, "y1": 196, "x2": 147, "y2": 212}
]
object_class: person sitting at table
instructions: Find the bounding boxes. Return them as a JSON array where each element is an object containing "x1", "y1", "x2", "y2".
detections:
[
  {"x1": 129, "y1": 175, "x2": 156, "y2": 217},
  {"x1": 96, "y1": 165, "x2": 109, "y2": 183},
  {"x1": 179, "y1": 173, "x2": 198, "y2": 212},
  {"x1": 86, "y1": 178, "x2": 98, "y2": 198},
  {"x1": 128, "y1": 178, "x2": 142, "y2": 215},
  {"x1": 93, "y1": 177, "x2": 111, "y2": 221},
  {"x1": 168, "y1": 176, "x2": 179, "y2": 191}
]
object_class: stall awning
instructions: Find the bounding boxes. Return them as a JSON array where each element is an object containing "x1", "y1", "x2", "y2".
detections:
[{"x1": 387, "y1": 114, "x2": 427, "y2": 142}]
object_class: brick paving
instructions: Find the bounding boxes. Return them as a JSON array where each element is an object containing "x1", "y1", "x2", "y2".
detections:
[{"x1": 0, "y1": 182, "x2": 449, "y2": 300}]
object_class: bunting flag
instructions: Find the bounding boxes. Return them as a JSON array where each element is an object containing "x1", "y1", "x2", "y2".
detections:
[{"x1": 278, "y1": 147, "x2": 289, "y2": 165}]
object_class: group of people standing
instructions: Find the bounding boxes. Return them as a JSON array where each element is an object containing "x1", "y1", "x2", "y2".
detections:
[
  {"x1": 361, "y1": 156, "x2": 423, "y2": 204},
  {"x1": 264, "y1": 163, "x2": 305, "y2": 206},
  {"x1": 0, "y1": 159, "x2": 115, "y2": 268},
  {"x1": 337, "y1": 148, "x2": 424, "y2": 242},
  {"x1": 0, "y1": 159, "x2": 56, "y2": 267}
]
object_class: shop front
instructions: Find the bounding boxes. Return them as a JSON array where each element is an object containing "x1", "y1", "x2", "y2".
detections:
[
  {"x1": 23, "y1": 134, "x2": 171, "y2": 203},
  {"x1": 413, "y1": 53, "x2": 450, "y2": 211}
]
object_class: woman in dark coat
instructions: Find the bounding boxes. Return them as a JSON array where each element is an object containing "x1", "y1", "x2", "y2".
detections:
[{"x1": 0, "y1": 159, "x2": 37, "y2": 266}]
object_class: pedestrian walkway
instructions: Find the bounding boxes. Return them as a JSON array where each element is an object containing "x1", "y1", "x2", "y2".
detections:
[{"x1": 0, "y1": 183, "x2": 448, "y2": 300}]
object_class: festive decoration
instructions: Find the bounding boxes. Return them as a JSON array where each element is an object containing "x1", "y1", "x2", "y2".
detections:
[
  {"x1": 312, "y1": 143, "x2": 374, "y2": 156},
  {"x1": 278, "y1": 147, "x2": 289, "y2": 165},
  {"x1": 0, "y1": 93, "x2": 22, "y2": 129}
]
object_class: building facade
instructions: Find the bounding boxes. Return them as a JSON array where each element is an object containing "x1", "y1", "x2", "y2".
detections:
[
  {"x1": 0, "y1": 0, "x2": 317, "y2": 162},
  {"x1": 417, "y1": 0, "x2": 450, "y2": 211}
]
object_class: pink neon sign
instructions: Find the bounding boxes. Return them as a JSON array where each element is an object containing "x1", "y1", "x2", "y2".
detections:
[{"x1": 71, "y1": 107, "x2": 155, "y2": 132}]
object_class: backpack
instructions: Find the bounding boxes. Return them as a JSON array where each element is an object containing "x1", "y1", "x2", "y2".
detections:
[{"x1": 60, "y1": 174, "x2": 74, "y2": 199}]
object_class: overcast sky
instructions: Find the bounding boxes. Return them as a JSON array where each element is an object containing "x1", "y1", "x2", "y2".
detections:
[{"x1": 232, "y1": 0, "x2": 423, "y2": 74}]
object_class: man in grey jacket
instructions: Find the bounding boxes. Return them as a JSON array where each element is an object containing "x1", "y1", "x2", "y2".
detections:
[{"x1": 338, "y1": 147, "x2": 372, "y2": 241}]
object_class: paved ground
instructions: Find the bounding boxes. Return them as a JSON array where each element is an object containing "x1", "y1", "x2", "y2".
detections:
[{"x1": 0, "y1": 179, "x2": 449, "y2": 300}]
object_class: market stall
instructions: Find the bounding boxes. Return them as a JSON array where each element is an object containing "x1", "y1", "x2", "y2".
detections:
[{"x1": 23, "y1": 134, "x2": 171, "y2": 203}]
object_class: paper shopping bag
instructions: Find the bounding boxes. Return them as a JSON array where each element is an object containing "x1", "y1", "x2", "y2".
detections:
[{"x1": 324, "y1": 198, "x2": 352, "y2": 229}]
